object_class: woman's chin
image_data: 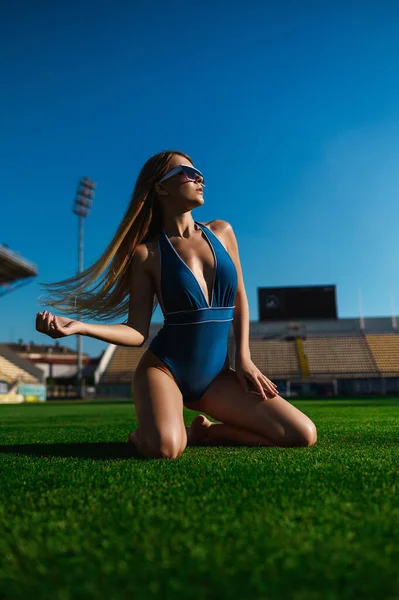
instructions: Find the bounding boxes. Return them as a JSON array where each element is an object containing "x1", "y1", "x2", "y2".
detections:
[{"x1": 182, "y1": 195, "x2": 204, "y2": 210}]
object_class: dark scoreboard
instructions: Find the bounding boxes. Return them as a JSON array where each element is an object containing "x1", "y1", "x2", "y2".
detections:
[{"x1": 258, "y1": 285, "x2": 337, "y2": 321}]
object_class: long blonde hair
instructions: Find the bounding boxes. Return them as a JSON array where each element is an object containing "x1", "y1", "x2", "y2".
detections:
[{"x1": 40, "y1": 149, "x2": 192, "y2": 321}]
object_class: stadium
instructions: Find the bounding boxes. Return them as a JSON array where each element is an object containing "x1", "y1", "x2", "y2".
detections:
[{"x1": 1, "y1": 242, "x2": 398, "y2": 401}]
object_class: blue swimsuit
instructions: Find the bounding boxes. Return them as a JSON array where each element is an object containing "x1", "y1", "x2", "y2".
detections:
[{"x1": 148, "y1": 221, "x2": 238, "y2": 403}]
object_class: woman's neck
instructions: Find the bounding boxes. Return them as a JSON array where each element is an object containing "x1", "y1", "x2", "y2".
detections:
[{"x1": 162, "y1": 212, "x2": 198, "y2": 238}]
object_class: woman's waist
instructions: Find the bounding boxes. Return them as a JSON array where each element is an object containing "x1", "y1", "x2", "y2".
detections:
[
  {"x1": 163, "y1": 306, "x2": 235, "y2": 326},
  {"x1": 149, "y1": 312, "x2": 233, "y2": 356}
]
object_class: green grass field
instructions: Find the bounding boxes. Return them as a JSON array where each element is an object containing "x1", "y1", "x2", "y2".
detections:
[{"x1": 1, "y1": 397, "x2": 399, "y2": 600}]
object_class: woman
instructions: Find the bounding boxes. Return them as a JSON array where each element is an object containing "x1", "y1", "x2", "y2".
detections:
[{"x1": 36, "y1": 150, "x2": 317, "y2": 458}]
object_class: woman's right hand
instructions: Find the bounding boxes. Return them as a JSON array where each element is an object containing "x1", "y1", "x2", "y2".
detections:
[{"x1": 36, "y1": 311, "x2": 85, "y2": 339}]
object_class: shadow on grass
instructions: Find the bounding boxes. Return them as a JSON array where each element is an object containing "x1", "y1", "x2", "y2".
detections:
[
  {"x1": 0, "y1": 440, "x2": 259, "y2": 460},
  {"x1": 45, "y1": 399, "x2": 132, "y2": 405},
  {"x1": 0, "y1": 442, "x2": 150, "y2": 461}
]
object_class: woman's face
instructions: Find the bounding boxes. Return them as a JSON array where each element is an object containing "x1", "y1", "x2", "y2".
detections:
[{"x1": 155, "y1": 154, "x2": 205, "y2": 210}]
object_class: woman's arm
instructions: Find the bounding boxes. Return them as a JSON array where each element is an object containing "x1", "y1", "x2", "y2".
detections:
[
  {"x1": 81, "y1": 323, "x2": 144, "y2": 346},
  {"x1": 220, "y1": 221, "x2": 278, "y2": 399},
  {"x1": 36, "y1": 244, "x2": 155, "y2": 347},
  {"x1": 222, "y1": 222, "x2": 251, "y2": 359},
  {"x1": 81, "y1": 245, "x2": 154, "y2": 346}
]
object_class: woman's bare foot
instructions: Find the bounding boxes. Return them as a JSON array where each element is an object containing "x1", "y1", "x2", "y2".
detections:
[
  {"x1": 186, "y1": 414, "x2": 213, "y2": 445},
  {"x1": 127, "y1": 430, "x2": 138, "y2": 446}
]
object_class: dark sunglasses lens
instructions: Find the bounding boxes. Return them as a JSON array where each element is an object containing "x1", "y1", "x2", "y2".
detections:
[{"x1": 182, "y1": 166, "x2": 205, "y2": 185}]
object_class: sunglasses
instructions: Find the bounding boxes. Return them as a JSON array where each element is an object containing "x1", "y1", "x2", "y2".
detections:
[{"x1": 159, "y1": 164, "x2": 206, "y2": 187}]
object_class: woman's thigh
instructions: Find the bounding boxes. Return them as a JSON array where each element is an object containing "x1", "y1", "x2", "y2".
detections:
[
  {"x1": 189, "y1": 368, "x2": 317, "y2": 447},
  {"x1": 132, "y1": 351, "x2": 187, "y2": 458}
]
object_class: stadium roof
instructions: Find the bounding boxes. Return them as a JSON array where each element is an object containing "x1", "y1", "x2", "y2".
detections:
[
  {"x1": 7, "y1": 341, "x2": 82, "y2": 355},
  {"x1": 0, "y1": 344, "x2": 45, "y2": 382},
  {"x1": 0, "y1": 244, "x2": 38, "y2": 297}
]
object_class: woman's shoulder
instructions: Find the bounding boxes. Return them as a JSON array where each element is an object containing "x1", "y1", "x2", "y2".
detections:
[
  {"x1": 200, "y1": 220, "x2": 239, "y2": 253},
  {"x1": 200, "y1": 219, "x2": 233, "y2": 234},
  {"x1": 131, "y1": 238, "x2": 159, "y2": 269},
  {"x1": 200, "y1": 220, "x2": 235, "y2": 244}
]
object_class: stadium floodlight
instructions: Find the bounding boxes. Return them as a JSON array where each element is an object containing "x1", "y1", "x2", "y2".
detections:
[{"x1": 73, "y1": 177, "x2": 96, "y2": 398}]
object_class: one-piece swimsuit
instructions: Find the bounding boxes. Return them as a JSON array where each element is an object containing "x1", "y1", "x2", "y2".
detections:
[{"x1": 148, "y1": 221, "x2": 238, "y2": 403}]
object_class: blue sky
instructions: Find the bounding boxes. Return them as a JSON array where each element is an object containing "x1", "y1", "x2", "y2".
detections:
[{"x1": 2, "y1": 0, "x2": 399, "y2": 358}]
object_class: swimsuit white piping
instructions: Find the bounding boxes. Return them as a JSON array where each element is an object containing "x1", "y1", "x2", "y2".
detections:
[
  {"x1": 166, "y1": 318, "x2": 234, "y2": 326},
  {"x1": 166, "y1": 306, "x2": 235, "y2": 316},
  {"x1": 197, "y1": 222, "x2": 217, "y2": 307},
  {"x1": 157, "y1": 234, "x2": 166, "y2": 314},
  {"x1": 161, "y1": 225, "x2": 216, "y2": 308}
]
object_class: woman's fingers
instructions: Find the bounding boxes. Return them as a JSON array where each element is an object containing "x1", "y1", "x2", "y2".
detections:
[
  {"x1": 262, "y1": 376, "x2": 278, "y2": 397},
  {"x1": 35, "y1": 311, "x2": 71, "y2": 339},
  {"x1": 249, "y1": 374, "x2": 279, "y2": 399},
  {"x1": 35, "y1": 311, "x2": 57, "y2": 337},
  {"x1": 247, "y1": 374, "x2": 266, "y2": 399},
  {"x1": 45, "y1": 312, "x2": 53, "y2": 336},
  {"x1": 44, "y1": 311, "x2": 52, "y2": 333},
  {"x1": 45, "y1": 311, "x2": 52, "y2": 330},
  {"x1": 36, "y1": 311, "x2": 48, "y2": 333},
  {"x1": 52, "y1": 316, "x2": 66, "y2": 337}
]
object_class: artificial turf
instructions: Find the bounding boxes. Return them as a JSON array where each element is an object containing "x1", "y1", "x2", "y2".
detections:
[{"x1": 1, "y1": 397, "x2": 398, "y2": 600}]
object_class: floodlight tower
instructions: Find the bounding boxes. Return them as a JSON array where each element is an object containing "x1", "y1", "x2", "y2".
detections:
[{"x1": 73, "y1": 177, "x2": 96, "y2": 398}]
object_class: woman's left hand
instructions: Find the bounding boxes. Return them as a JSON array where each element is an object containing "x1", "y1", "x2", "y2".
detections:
[{"x1": 235, "y1": 355, "x2": 279, "y2": 400}]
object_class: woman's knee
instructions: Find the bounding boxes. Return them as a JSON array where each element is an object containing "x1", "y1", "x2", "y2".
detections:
[
  {"x1": 141, "y1": 430, "x2": 187, "y2": 459},
  {"x1": 289, "y1": 420, "x2": 317, "y2": 447}
]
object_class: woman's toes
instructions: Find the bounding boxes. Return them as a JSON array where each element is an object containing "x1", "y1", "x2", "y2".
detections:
[
  {"x1": 127, "y1": 431, "x2": 136, "y2": 445},
  {"x1": 189, "y1": 414, "x2": 212, "y2": 444}
]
